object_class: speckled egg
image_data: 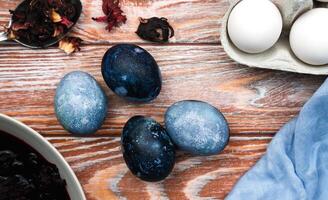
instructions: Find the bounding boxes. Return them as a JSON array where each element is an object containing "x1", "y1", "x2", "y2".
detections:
[
  {"x1": 101, "y1": 44, "x2": 162, "y2": 102},
  {"x1": 122, "y1": 116, "x2": 175, "y2": 182},
  {"x1": 55, "y1": 71, "x2": 108, "y2": 135},
  {"x1": 165, "y1": 100, "x2": 229, "y2": 156}
]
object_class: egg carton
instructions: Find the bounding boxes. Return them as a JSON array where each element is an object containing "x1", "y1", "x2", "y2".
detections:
[{"x1": 221, "y1": 0, "x2": 328, "y2": 75}]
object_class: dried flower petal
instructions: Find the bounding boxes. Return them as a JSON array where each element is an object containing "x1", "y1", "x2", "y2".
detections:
[
  {"x1": 92, "y1": 0, "x2": 127, "y2": 32},
  {"x1": 11, "y1": 22, "x2": 30, "y2": 31},
  {"x1": 136, "y1": 17, "x2": 174, "y2": 43},
  {"x1": 50, "y1": 9, "x2": 62, "y2": 23},
  {"x1": 53, "y1": 25, "x2": 64, "y2": 37},
  {"x1": 92, "y1": 16, "x2": 108, "y2": 23},
  {"x1": 60, "y1": 17, "x2": 73, "y2": 28},
  {"x1": 7, "y1": 30, "x2": 16, "y2": 40},
  {"x1": 59, "y1": 37, "x2": 82, "y2": 55}
]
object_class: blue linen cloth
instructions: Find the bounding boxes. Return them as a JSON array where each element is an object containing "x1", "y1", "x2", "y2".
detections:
[{"x1": 226, "y1": 79, "x2": 328, "y2": 200}]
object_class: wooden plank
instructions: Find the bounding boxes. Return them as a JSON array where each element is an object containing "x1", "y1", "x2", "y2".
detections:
[
  {"x1": 0, "y1": 0, "x2": 228, "y2": 44},
  {"x1": 48, "y1": 136, "x2": 271, "y2": 200},
  {"x1": 0, "y1": 0, "x2": 325, "y2": 199},
  {"x1": 0, "y1": 44, "x2": 324, "y2": 136}
]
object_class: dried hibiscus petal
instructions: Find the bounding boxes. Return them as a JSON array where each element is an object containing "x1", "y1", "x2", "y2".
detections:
[
  {"x1": 92, "y1": 0, "x2": 127, "y2": 32},
  {"x1": 59, "y1": 36, "x2": 82, "y2": 55},
  {"x1": 7, "y1": 30, "x2": 16, "y2": 40},
  {"x1": 11, "y1": 22, "x2": 30, "y2": 31},
  {"x1": 53, "y1": 25, "x2": 64, "y2": 37},
  {"x1": 136, "y1": 17, "x2": 174, "y2": 43},
  {"x1": 60, "y1": 17, "x2": 73, "y2": 28},
  {"x1": 50, "y1": 9, "x2": 73, "y2": 28},
  {"x1": 50, "y1": 8, "x2": 62, "y2": 23}
]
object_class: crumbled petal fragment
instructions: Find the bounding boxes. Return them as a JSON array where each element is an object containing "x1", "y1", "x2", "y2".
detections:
[
  {"x1": 50, "y1": 9, "x2": 62, "y2": 23},
  {"x1": 7, "y1": 30, "x2": 16, "y2": 40},
  {"x1": 53, "y1": 25, "x2": 64, "y2": 37},
  {"x1": 59, "y1": 37, "x2": 83, "y2": 55},
  {"x1": 60, "y1": 17, "x2": 73, "y2": 28},
  {"x1": 11, "y1": 22, "x2": 30, "y2": 31}
]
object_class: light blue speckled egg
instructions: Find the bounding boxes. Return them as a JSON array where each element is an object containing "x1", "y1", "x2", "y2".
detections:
[
  {"x1": 165, "y1": 100, "x2": 230, "y2": 156},
  {"x1": 55, "y1": 71, "x2": 108, "y2": 135}
]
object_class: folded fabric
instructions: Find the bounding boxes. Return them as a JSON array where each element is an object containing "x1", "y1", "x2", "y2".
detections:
[{"x1": 226, "y1": 78, "x2": 328, "y2": 200}]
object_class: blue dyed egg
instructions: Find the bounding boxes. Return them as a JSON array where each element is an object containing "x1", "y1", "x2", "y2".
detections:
[
  {"x1": 165, "y1": 100, "x2": 230, "y2": 155},
  {"x1": 55, "y1": 71, "x2": 108, "y2": 135},
  {"x1": 122, "y1": 116, "x2": 175, "y2": 182},
  {"x1": 102, "y1": 44, "x2": 162, "y2": 102}
]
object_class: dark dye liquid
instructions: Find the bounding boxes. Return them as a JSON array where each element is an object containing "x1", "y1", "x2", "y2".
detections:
[{"x1": 0, "y1": 131, "x2": 70, "y2": 200}]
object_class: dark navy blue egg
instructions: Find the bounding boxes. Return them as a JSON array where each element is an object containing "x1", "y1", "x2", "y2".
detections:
[
  {"x1": 165, "y1": 100, "x2": 230, "y2": 156},
  {"x1": 54, "y1": 71, "x2": 108, "y2": 135},
  {"x1": 101, "y1": 44, "x2": 162, "y2": 102},
  {"x1": 121, "y1": 116, "x2": 175, "y2": 182}
]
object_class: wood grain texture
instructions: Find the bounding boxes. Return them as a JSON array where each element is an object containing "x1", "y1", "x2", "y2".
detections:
[
  {"x1": 0, "y1": 0, "x2": 228, "y2": 44},
  {"x1": 0, "y1": 44, "x2": 324, "y2": 137},
  {"x1": 0, "y1": 0, "x2": 327, "y2": 199},
  {"x1": 48, "y1": 136, "x2": 270, "y2": 200},
  {"x1": 0, "y1": 44, "x2": 324, "y2": 199}
]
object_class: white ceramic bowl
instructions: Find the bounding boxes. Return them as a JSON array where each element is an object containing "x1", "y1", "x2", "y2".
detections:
[{"x1": 0, "y1": 114, "x2": 86, "y2": 200}]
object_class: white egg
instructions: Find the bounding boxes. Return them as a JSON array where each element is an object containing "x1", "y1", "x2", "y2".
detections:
[
  {"x1": 290, "y1": 8, "x2": 328, "y2": 65},
  {"x1": 227, "y1": 0, "x2": 283, "y2": 54}
]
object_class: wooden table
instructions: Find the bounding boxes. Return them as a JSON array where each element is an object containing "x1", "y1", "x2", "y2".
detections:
[{"x1": 0, "y1": 0, "x2": 326, "y2": 199}]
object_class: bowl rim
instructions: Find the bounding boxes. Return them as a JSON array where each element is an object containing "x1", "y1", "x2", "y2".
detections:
[{"x1": 0, "y1": 113, "x2": 86, "y2": 200}]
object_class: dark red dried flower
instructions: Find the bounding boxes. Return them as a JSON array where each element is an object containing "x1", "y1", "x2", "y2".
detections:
[
  {"x1": 92, "y1": 0, "x2": 127, "y2": 32},
  {"x1": 136, "y1": 17, "x2": 174, "y2": 43}
]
